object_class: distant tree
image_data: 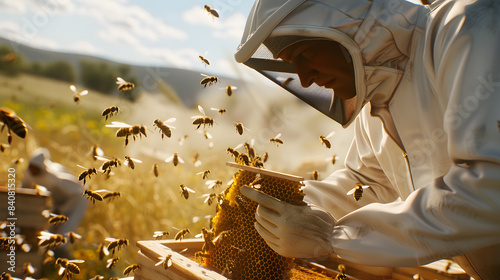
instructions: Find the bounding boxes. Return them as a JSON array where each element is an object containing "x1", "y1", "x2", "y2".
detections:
[
  {"x1": 28, "y1": 61, "x2": 44, "y2": 76},
  {"x1": 0, "y1": 45, "x2": 25, "y2": 76},
  {"x1": 43, "y1": 61, "x2": 76, "y2": 83},
  {"x1": 80, "y1": 60, "x2": 116, "y2": 94}
]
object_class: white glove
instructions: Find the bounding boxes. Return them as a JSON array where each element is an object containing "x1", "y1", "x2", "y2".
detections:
[{"x1": 240, "y1": 186, "x2": 336, "y2": 259}]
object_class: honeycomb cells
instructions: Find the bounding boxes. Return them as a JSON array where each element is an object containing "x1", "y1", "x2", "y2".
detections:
[{"x1": 205, "y1": 168, "x2": 305, "y2": 279}]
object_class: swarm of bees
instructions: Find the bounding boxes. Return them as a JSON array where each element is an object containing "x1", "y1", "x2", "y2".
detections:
[
  {"x1": 116, "y1": 77, "x2": 135, "y2": 93},
  {"x1": 0, "y1": 107, "x2": 28, "y2": 145}
]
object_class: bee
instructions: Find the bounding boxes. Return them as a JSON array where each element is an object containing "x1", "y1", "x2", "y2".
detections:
[
  {"x1": 346, "y1": 183, "x2": 370, "y2": 201},
  {"x1": 205, "y1": 179, "x2": 222, "y2": 189},
  {"x1": 263, "y1": 152, "x2": 269, "y2": 163},
  {"x1": 100, "y1": 190, "x2": 121, "y2": 201},
  {"x1": 330, "y1": 154, "x2": 338, "y2": 165},
  {"x1": 195, "y1": 227, "x2": 215, "y2": 252},
  {"x1": 243, "y1": 141, "x2": 256, "y2": 159},
  {"x1": 89, "y1": 145, "x2": 104, "y2": 161},
  {"x1": 0, "y1": 143, "x2": 9, "y2": 152},
  {"x1": 67, "y1": 231, "x2": 82, "y2": 244},
  {"x1": 179, "y1": 184, "x2": 195, "y2": 199},
  {"x1": 249, "y1": 173, "x2": 264, "y2": 189},
  {"x1": 123, "y1": 264, "x2": 140, "y2": 276},
  {"x1": 211, "y1": 107, "x2": 226, "y2": 115},
  {"x1": 269, "y1": 133, "x2": 284, "y2": 146},
  {"x1": 153, "y1": 231, "x2": 169, "y2": 240},
  {"x1": 97, "y1": 243, "x2": 109, "y2": 260},
  {"x1": 153, "y1": 118, "x2": 176, "y2": 139},
  {"x1": 174, "y1": 228, "x2": 190, "y2": 241},
  {"x1": 77, "y1": 165, "x2": 97, "y2": 185},
  {"x1": 82, "y1": 190, "x2": 103, "y2": 205},
  {"x1": 192, "y1": 152, "x2": 202, "y2": 167},
  {"x1": 0, "y1": 107, "x2": 28, "y2": 144},
  {"x1": 116, "y1": 77, "x2": 135, "y2": 93},
  {"x1": 199, "y1": 55, "x2": 210, "y2": 66},
  {"x1": 200, "y1": 74, "x2": 219, "y2": 88},
  {"x1": 90, "y1": 275, "x2": 104, "y2": 280},
  {"x1": 106, "y1": 257, "x2": 120, "y2": 269},
  {"x1": 225, "y1": 85, "x2": 237, "y2": 97},
  {"x1": 38, "y1": 231, "x2": 67, "y2": 248},
  {"x1": 153, "y1": 164, "x2": 159, "y2": 177},
  {"x1": 197, "y1": 170, "x2": 210, "y2": 179},
  {"x1": 101, "y1": 106, "x2": 119, "y2": 120},
  {"x1": 203, "y1": 193, "x2": 217, "y2": 206},
  {"x1": 234, "y1": 195, "x2": 248, "y2": 213},
  {"x1": 226, "y1": 147, "x2": 240, "y2": 158},
  {"x1": 310, "y1": 170, "x2": 319, "y2": 180},
  {"x1": 23, "y1": 262, "x2": 36, "y2": 275},
  {"x1": 105, "y1": 238, "x2": 129, "y2": 255},
  {"x1": 124, "y1": 155, "x2": 142, "y2": 170},
  {"x1": 412, "y1": 274, "x2": 421, "y2": 280},
  {"x1": 11, "y1": 157, "x2": 23, "y2": 165},
  {"x1": 204, "y1": 4, "x2": 219, "y2": 18},
  {"x1": 334, "y1": 264, "x2": 347, "y2": 280},
  {"x1": 96, "y1": 156, "x2": 121, "y2": 175},
  {"x1": 192, "y1": 105, "x2": 214, "y2": 129},
  {"x1": 236, "y1": 153, "x2": 250, "y2": 166},
  {"x1": 48, "y1": 214, "x2": 69, "y2": 225},
  {"x1": 165, "y1": 153, "x2": 184, "y2": 167},
  {"x1": 69, "y1": 85, "x2": 88, "y2": 103},
  {"x1": 195, "y1": 251, "x2": 210, "y2": 262},
  {"x1": 55, "y1": 258, "x2": 84, "y2": 278},
  {"x1": 106, "y1": 122, "x2": 147, "y2": 147},
  {"x1": 234, "y1": 121, "x2": 249, "y2": 135},
  {"x1": 155, "y1": 254, "x2": 173, "y2": 270},
  {"x1": 319, "y1": 131, "x2": 335, "y2": 149}
]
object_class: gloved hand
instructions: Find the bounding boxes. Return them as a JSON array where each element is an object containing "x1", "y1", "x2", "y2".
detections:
[{"x1": 240, "y1": 186, "x2": 336, "y2": 259}]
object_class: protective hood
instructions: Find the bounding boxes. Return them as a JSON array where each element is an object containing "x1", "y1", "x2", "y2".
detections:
[{"x1": 235, "y1": 0, "x2": 421, "y2": 127}]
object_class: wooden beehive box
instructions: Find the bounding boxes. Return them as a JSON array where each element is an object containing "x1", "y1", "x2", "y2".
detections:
[
  {"x1": 0, "y1": 186, "x2": 51, "y2": 278},
  {"x1": 133, "y1": 239, "x2": 469, "y2": 280}
]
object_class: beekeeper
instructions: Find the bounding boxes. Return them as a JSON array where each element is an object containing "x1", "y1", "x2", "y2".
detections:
[
  {"x1": 22, "y1": 148, "x2": 88, "y2": 236},
  {"x1": 237, "y1": 0, "x2": 500, "y2": 279}
]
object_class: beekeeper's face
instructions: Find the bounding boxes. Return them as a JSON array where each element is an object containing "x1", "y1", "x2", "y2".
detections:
[{"x1": 278, "y1": 40, "x2": 356, "y2": 100}]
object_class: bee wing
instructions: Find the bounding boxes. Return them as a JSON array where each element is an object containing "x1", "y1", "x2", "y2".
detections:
[
  {"x1": 95, "y1": 155, "x2": 110, "y2": 162},
  {"x1": 210, "y1": 107, "x2": 220, "y2": 112},
  {"x1": 58, "y1": 266, "x2": 66, "y2": 276},
  {"x1": 81, "y1": 90, "x2": 89, "y2": 96},
  {"x1": 68, "y1": 232, "x2": 82, "y2": 239},
  {"x1": 41, "y1": 209, "x2": 51, "y2": 218},
  {"x1": 361, "y1": 185, "x2": 370, "y2": 190},
  {"x1": 70, "y1": 85, "x2": 77, "y2": 94},
  {"x1": 233, "y1": 143, "x2": 243, "y2": 150},
  {"x1": 165, "y1": 155, "x2": 174, "y2": 162},
  {"x1": 106, "y1": 121, "x2": 131, "y2": 128},
  {"x1": 76, "y1": 164, "x2": 89, "y2": 170},
  {"x1": 94, "y1": 146, "x2": 104, "y2": 157},
  {"x1": 69, "y1": 259, "x2": 85, "y2": 263},
  {"x1": 93, "y1": 189, "x2": 113, "y2": 195},
  {"x1": 200, "y1": 73, "x2": 210, "y2": 77},
  {"x1": 104, "y1": 237, "x2": 118, "y2": 242},
  {"x1": 346, "y1": 188, "x2": 356, "y2": 196},
  {"x1": 177, "y1": 156, "x2": 185, "y2": 164},
  {"x1": 116, "y1": 77, "x2": 126, "y2": 85},
  {"x1": 191, "y1": 115, "x2": 204, "y2": 119},
  {"x1": 205, "y1": 180, "x2": 216, "y2": 188},
  {"x1": 131, "y1": 157, "x2": 142, "y2": 163},
  {"x1": 198, "y1": 105, "x2": 206, "y2": 116},
  {"x1": 227, "y1": 178, "x2": 234, "y2": 186},
  {"x1": 165, "y1": 117, "x2": 176, "y2": 123},
  {"x1": 194, "y1": 232, "x2": 203, "y2": 238},
  {"x1": 274, "y1": 133, "x2": 282, "y2": 139},
  {"x1": 326, "y1": 131, "x2": 336, "y2": 139}
]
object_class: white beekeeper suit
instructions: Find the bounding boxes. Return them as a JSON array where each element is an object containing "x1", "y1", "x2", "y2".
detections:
[
  {"x1": 235, "y1": 0, "x2": 500, "y2": 279},
  {"x1": 22, "y1": 148, "x2": 88, "y2": 235}
]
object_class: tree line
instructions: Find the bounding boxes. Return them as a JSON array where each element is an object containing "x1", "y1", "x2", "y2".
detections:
[{"x1": 0, "y1": 45, "x2": 139, "y2": 101}]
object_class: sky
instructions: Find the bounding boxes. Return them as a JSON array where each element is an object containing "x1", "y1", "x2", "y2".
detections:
[
  {"x1": 0, "y1": 0, "x2": 255, "y2": 77},
  {"x1": 0, "y1": 0, "x2": 422, "y2": 78}
]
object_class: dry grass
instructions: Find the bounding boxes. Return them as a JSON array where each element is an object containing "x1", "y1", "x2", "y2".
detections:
[{"x1": 0, "y1": 73, "x2": 352, "y2": 279}]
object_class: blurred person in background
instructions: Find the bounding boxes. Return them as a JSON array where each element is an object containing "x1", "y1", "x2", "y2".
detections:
[
  {"x1": 236, "y1": 0, "x2": 500, "y2": 279},
  {"x1": 22, "y1": 148, "x2": 88, "y2": 255}
]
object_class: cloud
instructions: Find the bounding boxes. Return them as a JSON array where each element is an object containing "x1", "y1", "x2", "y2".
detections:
[
  {"x1": 0, "y1": 0, "x2": 75, "y2": 15},
  {"x1": 0, "y1": 0, "x2": 26, "y2": 13},
  {"x1": 137, "y1": 45, "x2": 199, "y2": 69},
  {"x1": 67, "y1": 40, "x2": 100, "y2": 55},
  {"x1": 182, "y1": 6, "x2": 222, "y2": 29},
  {"x1": 77, "y1": 0, "x2": 187, "y2": 47}
]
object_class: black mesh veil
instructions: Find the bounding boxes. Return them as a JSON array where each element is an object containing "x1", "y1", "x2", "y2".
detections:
[{"x1": 243, "y1": 44, "x2": 347, "y2": 125}]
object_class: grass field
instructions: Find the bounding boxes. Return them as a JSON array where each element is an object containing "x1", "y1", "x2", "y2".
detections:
[{"x1": 0, "y1": 72, "x2": 352, "y2": 279}]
